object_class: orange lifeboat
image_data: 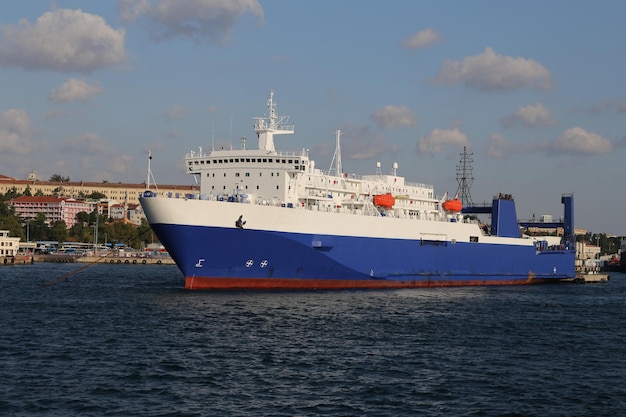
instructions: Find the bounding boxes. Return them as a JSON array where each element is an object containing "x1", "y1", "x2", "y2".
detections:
[
  {"x1": 442, "y1": 198, "x2": 462, "y2": 212},
  {"x1": 373, "y1": 193, "x2": 395, "y2": 209}
]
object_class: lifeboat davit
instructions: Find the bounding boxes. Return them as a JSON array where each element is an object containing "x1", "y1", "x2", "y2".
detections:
[
  {"x1": 373, "y1": 193, "x2": 395, "y2": 209},
  {"x1": 442, "y1": 198, "x2": 462, "y2": 212}
]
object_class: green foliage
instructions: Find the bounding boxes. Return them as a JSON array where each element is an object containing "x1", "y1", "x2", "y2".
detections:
[
  {"x1": 49, "y1": 174, "x2": 70, "y2": 183},
  {"x1": 0, "y1": 215, "x2": 24, "y2": 239},
  {"x1": 86, "y1": 192, "x2": 107, "y2": 199},
  {"x1": 0, "y1": 189, "x2": 161, "y2": 249},
  {"x1": 50, "y1": 220, "x2": 68, "y2": 243},
  {"x1": 75, "y1": 211, "x2": 91, "y2": 225},
  {"x1": 3, "y1": 186, "x2": 21, "y2": 200}
]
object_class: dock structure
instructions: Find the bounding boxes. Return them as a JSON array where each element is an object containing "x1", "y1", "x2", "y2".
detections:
[
  {"x1": 572, "y1": 271, "x2": 609, "y2": 284},
  {"x1": 33, "y1": 254, "x2": 175, "y2": 265},
  {"x1": 78, "y1": 256, "x2": 175, "y2": 265},
  {"x1": 570, "y1": 264, "x2": 610, "y2": 284}
]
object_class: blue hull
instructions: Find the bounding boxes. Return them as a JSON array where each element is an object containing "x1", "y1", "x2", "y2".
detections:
[{"x1": 150, "y1": 223, "x2": 576, "y2": 289}]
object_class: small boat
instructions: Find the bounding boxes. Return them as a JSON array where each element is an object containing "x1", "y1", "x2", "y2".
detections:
[
  {"x1": 443, "y1": 198, "x2": 462, "y2": 212},
  {"x1": 373, "y1": 193, "x2": 395, "y2": 209}
]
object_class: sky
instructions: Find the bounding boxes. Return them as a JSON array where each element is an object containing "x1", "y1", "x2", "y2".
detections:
[{"x1": 0, "y1": 1, "x2": 625, "y2": 235}]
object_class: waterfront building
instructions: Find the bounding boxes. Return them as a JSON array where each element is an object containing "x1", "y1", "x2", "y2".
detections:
[
  {"x1": 10, "y1": 196, "x2": 93, "y2": 227},
  {"x1": 0, "y1": 230, "x2": 20, "y2": 257}
]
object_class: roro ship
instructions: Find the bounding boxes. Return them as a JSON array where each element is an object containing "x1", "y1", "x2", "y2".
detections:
[{"x1": 139, "y1": 91, "x2": 576, "y2": 290}]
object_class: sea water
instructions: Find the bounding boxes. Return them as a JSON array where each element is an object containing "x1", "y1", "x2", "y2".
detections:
[{"x1": 1, "y1": 263, "x2": 625, "y2": 416}]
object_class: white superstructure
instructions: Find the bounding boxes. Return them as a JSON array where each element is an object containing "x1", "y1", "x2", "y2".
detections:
[{"x1": 185, "y1": 91, "x2": 456, "y2": 224}]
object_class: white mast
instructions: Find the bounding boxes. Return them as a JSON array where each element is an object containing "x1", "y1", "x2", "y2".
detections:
[
  {"x1": 328, "y1": 130, "x2": 343, "y2": 175},
  {"x1": 253, "y1": 90, "x2": 295, "y2": 152},
  {"x1": 146, "y1": 150, "x2": 152, "y2": 189},
  {"x1": 145, "y1": 150, "x2": 158, "y2": 192}
]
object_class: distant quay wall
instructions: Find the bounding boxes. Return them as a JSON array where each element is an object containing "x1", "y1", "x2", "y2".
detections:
[
  {"x1": 82, "y1": 256, "x2": 176, "y2": 265},
  {"x1": 34, "y1": 254, "x2": 175, "y2": 265}
]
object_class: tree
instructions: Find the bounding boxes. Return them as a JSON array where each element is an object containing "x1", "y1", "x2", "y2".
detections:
[
  {"x1": 50, "y1": 220, "x2": 68, "y2": 244},
  {"x1": 0, "y1": 200, "x2": 15, "y2": 217},
  {"x1": 50, "y1": 174, "x2": 70, "y2": 182},
  {"x1": 30, "y1": 213, "x2": 50, "y2": 241},
  {"x1": 86, "y1": 191, "x2": 107, "y2": 199},
  {"x1": 69, "y1": 221, "x2": 89, "y2": 242},
  {"x1": 137, "y1": 219, "x2": 156, "y2": 247},
  {"x1": 75, "y1": 211, "x2": 90, "y2": 225},
  {"x1": 4, "y1": 186, "x2": 21, "y2": 200},
  {"x1": 0, "y1": 215, "x2": 23, "y2": 238}
]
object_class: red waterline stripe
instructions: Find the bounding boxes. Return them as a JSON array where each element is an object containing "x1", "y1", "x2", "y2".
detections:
[{"x1": 185, "y1": 276, "x2": 557, "y2": 290}]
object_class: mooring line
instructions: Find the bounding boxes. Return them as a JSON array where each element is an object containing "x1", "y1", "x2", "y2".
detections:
[{"x1": 43, "y1": 252, "x2": 115, "y2": 287}]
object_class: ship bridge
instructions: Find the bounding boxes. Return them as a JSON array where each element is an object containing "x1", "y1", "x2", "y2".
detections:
[{"x1": 253, "y1": 90, "x2": 295, "y2": 152}]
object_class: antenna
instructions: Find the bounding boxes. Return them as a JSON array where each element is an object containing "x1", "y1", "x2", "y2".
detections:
[
  {"x1": 455, "y1": 146, "x2": 474, "y2": 206},
  {"x1": 145, "y1": 150, "x2": 159, "y2": 192},
  {"x1": 328, "y1": 130, "x2": 343, "y2": 175}
]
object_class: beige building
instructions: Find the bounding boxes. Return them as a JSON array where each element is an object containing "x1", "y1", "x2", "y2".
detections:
[{"x1": 0, "y1": 173, "x2": 198, "y2": 206}]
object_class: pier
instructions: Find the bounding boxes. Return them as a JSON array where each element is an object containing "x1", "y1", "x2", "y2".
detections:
[{"x1": 32, "y1": 254, "x2": 175, "y2": 265}]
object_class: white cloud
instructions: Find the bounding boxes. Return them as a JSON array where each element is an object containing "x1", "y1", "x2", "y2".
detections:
[
  {"x1": 550, "y1": 127, "x2": 612, "y2": 155},
  {"x1": 587, "y1": 98, "x2": 626, "y2": 115},
  {"x1": 402, "y1": 28, "x2": 442, "y2": 49},
  {"x1": 370, "y1": 105, "x2": 416, "y2": 129},
  {"x1": 433, "y1": 47, "x2": 552, "y2": 92},
  {"x1": 500, "y1": 103, "x2": 556, "y2": 128},
  {"x1": 165, "y1": 104, "x2": 191, "y2": 120},
  {"x1": 336, "y1": 124, "x2": 390, "y2": 160},
  {"x1": 45, "y1": 109, "x2": 86, "y2": 120},
  {"x1": 417, "y1": 128, "x2": 469, "y2": 155},
  {"x1": 0, "y1": 109, "x2": 35, "y2": 154},
  {"x1": 119, "y1": 0, "x2": 264, "y2": 43},
  {"x1": 48, "y1": 78, "x2": 104, "y2": 103},
  {"x1": 110, "y1": 153, "x2": 134, "y2": 174},
  {"x1": 0, "y1": 9, "x2": 126, "y2": 72},
  {"x1": 62, "y1": 133, "x2": 113, "y2": 156},
  {"x1": 485, "y1": 133, "x2": 510, "y2": 158}
]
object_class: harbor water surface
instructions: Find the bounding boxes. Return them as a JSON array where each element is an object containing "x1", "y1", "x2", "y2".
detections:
[{"x1": 1, "y1": 263, "x2": 625, "y2": 416}]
